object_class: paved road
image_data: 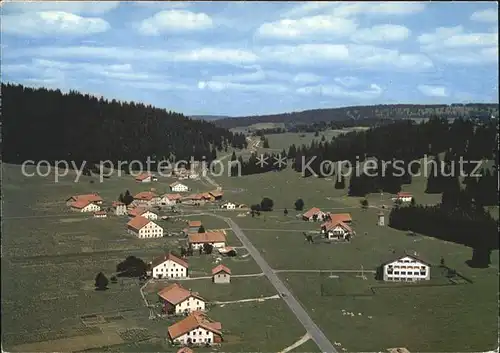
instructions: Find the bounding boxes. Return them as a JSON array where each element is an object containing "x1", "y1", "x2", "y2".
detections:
[{"x1": 213, "y1": 214, "x2": 338, "y2": 353}]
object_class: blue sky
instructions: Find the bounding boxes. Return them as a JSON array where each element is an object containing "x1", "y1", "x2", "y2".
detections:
[{"x1": 2, "y1": 1, "x2": 498, "y2": 116}]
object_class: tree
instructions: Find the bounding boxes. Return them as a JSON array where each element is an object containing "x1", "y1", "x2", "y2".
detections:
[
  {"x1": 203, "y1": 243, "x2": 213, "y2": 254},
  {"x1": 118, "y1": 193, "x2": 124, "y2": 203},
  {"x1": 410, "y1": 197, "x2": 416, "y2": 206},
  {"x1": 250, "y1": 204, "x2": 261, "y2": 212},
  {"x1": 440, "y1": 257, "x2": 445, "y2": 267},
  {"x1": 199, "y1": 247, "x2": 203, "y2": 255},
  {"x1": 123, "y1": 190, "x2": 134, "y2": 205},
  {"x1": 198, "y1": 225, "x2": 205, "y2": 233},
  {"x1": 116, "y1": 256, "x2": 147, "y2": 277},
  {"x1": 263, "y1": 138, "x2": 270, "y2": 148},
  {"x1": 294, "y1": 198, "x2": 304, "y2": 211},
  {"x1": 284, "y1": 208, "x2": 288, "y2": 216},
  {"x1": 95, "y1": 272, "x2": 109, "y2": 290},
  {"x1": 360, "y1": 199, "x2": 369, "y2": 209},
  {"x1": 260, "y1": 197, "x2": 274, "y2": 211},
  {"x1": 110, "y1": 276, "x2": 118, "y2": 283},
  {"x1": 180, "y1": 247, "x2": 187, "y2": 257}
]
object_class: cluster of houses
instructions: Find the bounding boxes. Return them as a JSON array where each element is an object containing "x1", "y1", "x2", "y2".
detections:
[
  {"x1": 302, "y1": 208, "x2": 355, "y2": 241},
  {"x1": 147, "y1": 253, "x2": 232, "y2": 347}
]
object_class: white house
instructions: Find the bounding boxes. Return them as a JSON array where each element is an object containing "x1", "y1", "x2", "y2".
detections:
[
  {"x1": 381, "y1": 252, "x2": 431, "y2": 282},
  {"x1": 133, "y1": 191, "x2": 160, "y2": 207},
  {"x1": 170, "y1": 182, "x2": 189, "y2": 192},
  {"x1": 321, "y1": 221, "x2": 354, "y2": 240},
  {"x1": 160, "y1": 193, "x2": 182, "y2": 206},
  {"x1": 302, "y1": 207, "x2": 326, "y2": 221},
  {"x1": 395, "y1": 192, "x2": 413, "y2": 203},
  {"x1": 127, "y1": 216, "x2": 163, "y2": 238},
  {"x1": 128, "y1": 207, "x2": 158, "y2": 220},
  {"x1": 112, "y1": 201, "x2": 127, "y2": 216},
  {"x1": 220, "y1": 202, "x2": 236, "y2": 210},
  {"x1": 188, "y1": 231, "x2": 226, "y2": 250},
  {"x1": 135, "y1": 173, "x2": 152, "y2": 183},
  {"x1": 168, "y1": 311, "x2": 222, "y2": 346},
  {"x1": 212, "y1": 264, "x2": 231, "y2": 284},
  {"x1": 149, "y1": 253, "x2": 188, "y2": 279},
  {"x1": 66, "y1": 193, "x2": 103, "y2": 206},
  {"x1": 70, "y1": 200, "x2": 101, "y2": 213},
  {"x1": 158, "y1": 283, "x2": 206, "y2": 315}
]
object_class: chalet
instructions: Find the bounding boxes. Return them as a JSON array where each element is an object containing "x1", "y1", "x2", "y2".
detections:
[
  {"x1": 127, "y1": 216, "x2": 164, "y2": 238},
  {"x1": 380, "y1": 252, "x2": 431, "y2": 282},
  {"x1": 209, "y1": 190, "x2": 223, "y2": 200},
  {"x1": 212, "y1": 265, "x2": 231, "y2": 284},
  {"x1": 220, "y1": 202, "x2": 236, "y2": 210},
  {"x1": 329, "y1": 213, "x2": 352, "y2": 224},
  {"x1": 135, "y1": 173, "x2": 152, "y2": 183},
  {"x1": 158, "y1": 283, "x2": 206, "y2": 315},
  {"x1": 168, "y1": 311, "x2": 222, "y2": 346},
  {"x1": 149, "y1": 253, "x2": 188, "y2": 279},
  {"x1": 112, "y1": 201, "x2": 127, "y2": 216},
  {"x1": 70, "y1": 200, "x2": 101, "y2": 213},
  {"x1": 321, "y1": 221, "x2": 354, "y2": 240},
  {"x1": 160, "y1": 193, "x2": 182, "y2": 206},
  {"x1": 66, "y1": 193, "x2": 103, "y2": 206},
  {"x1": 133, "y1": 191, "x2": 160, "y2": 207},
  {"x1": 128, "y1": 207, "x2": 158, "y2": 220},
  {"x1": 93, "y1": 211, "x2": 107, "y2": 218},
  {"x1": 302, "y1": 207, "x2": 326, "y2": 221},
  {"x1": 170, "y1": 182, "x2": 189, "y2": 192},
  {"x1": 395, "y1": 192, "x2": 413, "y2": 203},
  {"x1": 188, "y1": 231, "x2": 226, "y2": 250}
]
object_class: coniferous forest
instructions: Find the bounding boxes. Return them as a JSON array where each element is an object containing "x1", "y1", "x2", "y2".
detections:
[{"x1": 2, "y1": 84, "x2": 247, "y2": 165}]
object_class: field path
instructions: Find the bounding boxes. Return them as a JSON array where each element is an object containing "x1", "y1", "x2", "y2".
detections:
[
  {"x1": 279, "y1": 333, "x2": 312, "y2": 353},
  {"x1": 200, "y1": 212, "x2": 338, "y2": 353},
  {"x1": 175, "y1": 273, "x2": 264, "y2": 281},
  {"x1": 214, "y1": 294, "x2": 280, "y2": 305}
]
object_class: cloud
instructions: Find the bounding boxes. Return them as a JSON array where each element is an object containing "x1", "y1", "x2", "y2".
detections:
[
  {"x1": 205, "y1": 69, "x2": 321, "y2": 85},
  {"x1": 282, "y1": 2, "x2": 426, "y2": 18},
  {"x1": 258, "y1": 44, "x2": 433, "y2": 71},
  {"x1": 333, "y1": 76, "x2": 362, "y2": 87},
  {"x1": 198, "y1": 81, "x2": 288, "y2": 93},
  {"x1": 297, "y1": 83, "x2": 382, "y2": 99},
  {"x1": 8, "y1": 46, "x2": 258, "y2": 64},
  {"x1": 257, "y1": 15, "x2": 358, "y2": 39},
  {"x1": 2, "y1": 11, "x2": 110, "y2": 37},
  {"x1": 292, "y1": 73, "x2": 322, "y2": 83},
  {"x1": 137, "y1": 10, "x2": 213, "y2": 35},
  {"x1": 132, "y1": 1, "x2": 191, "y2": 9},
  {"x1": 470, "y1": 8, "x2": 498, "y2": 23},
  {"x1": 351, "y1": 24, "x2": 411, "y2": 43},
  {"x1": 418, "y1": 26, "x2": 498, "y2": 64},
  {"x1": 417, "y1": 84, "x2": 448, "y2": 97},
  {"x1": 1, "y1": 1, "x2": 119, "y2": 14}
]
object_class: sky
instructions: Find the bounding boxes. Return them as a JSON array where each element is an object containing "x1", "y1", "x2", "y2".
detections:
[{"x1": 1, "y1": 1, "x2": 498, "y2": 116}]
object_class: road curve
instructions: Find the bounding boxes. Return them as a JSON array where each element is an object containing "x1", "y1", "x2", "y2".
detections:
[{"x1": 212, "y1": 214, "x2": 338, "y2": 353}]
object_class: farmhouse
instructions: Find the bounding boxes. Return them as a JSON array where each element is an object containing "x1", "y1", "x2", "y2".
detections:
[
  {"x1": 93, "y1": 211, "x2": 107, "y2": 218},
  {"x1": 127, "y1": 216, "x2": 164, "y2": 238},
  {"x1": 321, "y1": 221, "x2": 354, "y2": 240},
  {"x1": 380, "y1": 252, "x2": 431, "y2": 282},
  {"x1": 396, "y1": 192, "x2": 413, "y2": 203},
  {"x1": 187, "y1": 220, "x2": 202, "y2": 233},
  {"x1": 212, "y1": 264, "x2": 231, "y2": 284},
  {"x1": 66, "y1": 193, "x2": 103, "y2": 206},
  {"x1": 329, "y1": 213, "x2": 352, "y2": 224},
  {"x1": 302, "y1": 207, "x2": 326, "y2": 221},
  {"x1": 188, "y1": 231, "x2": 226, "y2": 250},
  {"x1": 112, "y1": 201, "x2": 127, "y2": 216},
  {"x1": 158, "y1": 283, "x2": 206, "y2": 315},
  {"x1": 220, "y1": 202, "x2": 236, "y2": 210},
  {"x1": 168, "y1": 311, "x2": 222, "y2": 345},
  {"x1": 181, "y1": 194, "x2": 205, "y2": 205},
  {"x1": 128, "y1": 207, "x2": 158, "y2": 220},
  {"x1": 160, "y1": 193, "x2": 182, "y2": 206},
  {"x1": 70, "y1": 200, "x2": 101, "y2": 213},
  {"x1": 135, "y1": 173, "x2": 153, "y2": 183},
  {"x1": 209, "y1": 190, "x2": 223, "y2": 200},
  {"x1": 133, "y1": 191, "x2": 160, "y2": 207},
  {"x1": 170, "y1": 182, "x2": 189, "y2": 192},
  {"x1": 149, "y1": 253, "x2": 188, "y2": 279}
]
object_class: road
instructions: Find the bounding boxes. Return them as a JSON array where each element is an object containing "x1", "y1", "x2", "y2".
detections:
[{"x1": 212, "y1": 214, "x2": 338, "y2": 353}]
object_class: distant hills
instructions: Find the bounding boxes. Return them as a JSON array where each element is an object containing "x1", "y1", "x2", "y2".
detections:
[
  {"x1": 214, "y1": 104, "x2": 499, "y2": 129},
  {"x1": 190, "y1": 115, "x2": 228, "y2": 121}
]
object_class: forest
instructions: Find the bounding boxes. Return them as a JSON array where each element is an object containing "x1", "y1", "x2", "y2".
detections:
[
  {"x1": 215, "y1": 103, "x2": 499, "y2": 129},
  {"x1": 2, "y1": 84, "x2": 247, "y2": 165}
]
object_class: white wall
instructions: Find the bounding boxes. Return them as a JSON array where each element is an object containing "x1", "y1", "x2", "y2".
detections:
[
  {"x1": 152, "y1": 260, "x2": 188, "y2": 279},
  {"x1": 173, "y1": 327, "x2": 214, "y2": 345},
  {"x1": 190, "y1": 241, "x2": 225, "y2": 250},
  {"x1": 383, "y1": 257, "x2": 430, "y2": 281},
  {"x1": 175, "y1": 296, "x2": 206, "y2": 314}
]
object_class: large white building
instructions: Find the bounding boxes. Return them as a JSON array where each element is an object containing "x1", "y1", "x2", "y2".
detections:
[
  {"x1": 149, "y1": 253, "x2": 188, "y2": 279},
  {"x1": 126, "y1": 216, "x2": 163, "y2": 238},
  {"x1": 170, "y1": 182, "x2": 189, "y2": 192},
  {"x1": 168, "y1": 311, "x2": 222, "y2": 346},
  {"x1": 381, "y1": 253, "x2": 431, "y2": 282},
  {"x1": 159, "y1": 193, "x2": 182, "y2": 206}
]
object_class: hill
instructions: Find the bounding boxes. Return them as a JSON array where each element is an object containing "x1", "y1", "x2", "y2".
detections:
[
  {"x1": 2, "y1": 84, "x2": 246, "y2": 165},
  {"x1": 190, "y1": 115, "x2": 228, "y2": 121},
  {"x1": 215, "y1": 104, "x2": 499, "y2": 129}
]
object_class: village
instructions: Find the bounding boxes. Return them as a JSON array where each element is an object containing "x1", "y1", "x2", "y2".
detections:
[{"x1": 64, "y1": 165, "x2": 434, "y2": 352}]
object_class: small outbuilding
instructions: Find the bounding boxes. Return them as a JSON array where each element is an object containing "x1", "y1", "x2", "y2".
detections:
[{"x1": 212, "y1": 264, "x2": 231, "y2": 284}]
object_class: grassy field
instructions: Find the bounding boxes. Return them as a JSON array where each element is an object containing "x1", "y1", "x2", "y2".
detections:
[{"x1": 2, "y1": 163, "x2": 305, "y2": 352}]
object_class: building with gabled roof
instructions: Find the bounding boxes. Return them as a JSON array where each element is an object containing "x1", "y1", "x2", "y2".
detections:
[
  {"x1": 133, "y1": 191, "x2": 160, "y2": 207},
  {"x1": 128, "y1": 207, "x2": 158, "y2": 220},
  {"x1": 321, "y1": 221, "x2": 354, "y2": 240},
  {"x1": 135, "y1": 173, "x2": 153, "y2": 183},
  {"x1": 168, "y1": 311, "x2": 222, "y2": 345},
  {"x1": 112, "y1": 201, "x2": 127, "y2": 216},
  {"x1": 395, "y1": 192, "x2": 413, "y2": 203},
  {"x1": 208, "y1": 190, "x2": 223, "y2": 200},
  {"x1": 160, "y1": 193, "x2": 182, "y2": 205},
  {"x1": 158, "y1": 283, "x2": 206, "y2": 315},
  {"x1": 302, "y1": 207, "x2": 326, "y2": 221},
  {"x1": 70, "y1": 200, "x2": 101, "y2": 213},
  {"x1": 149, "y1": 253, "x2": 188, "y2": 279},
  {"x1": 212, "y1": 265, "x2": 231, "y2": 284},
  {"x1": 66, "y1": 193, "x2": 103, "y2": 206},
  {"x1": 380, "y1": 251, "x2": 431, "y2": 282},
  {"x1": 188, "y1": 231, "x2": 226, "y2": 250},
  {"x1": 127, "y1": 216, "x2": 163, "y2": 238},
  {"x1": 170, "y1": 182, "x2": 189, "y2": 192}
]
